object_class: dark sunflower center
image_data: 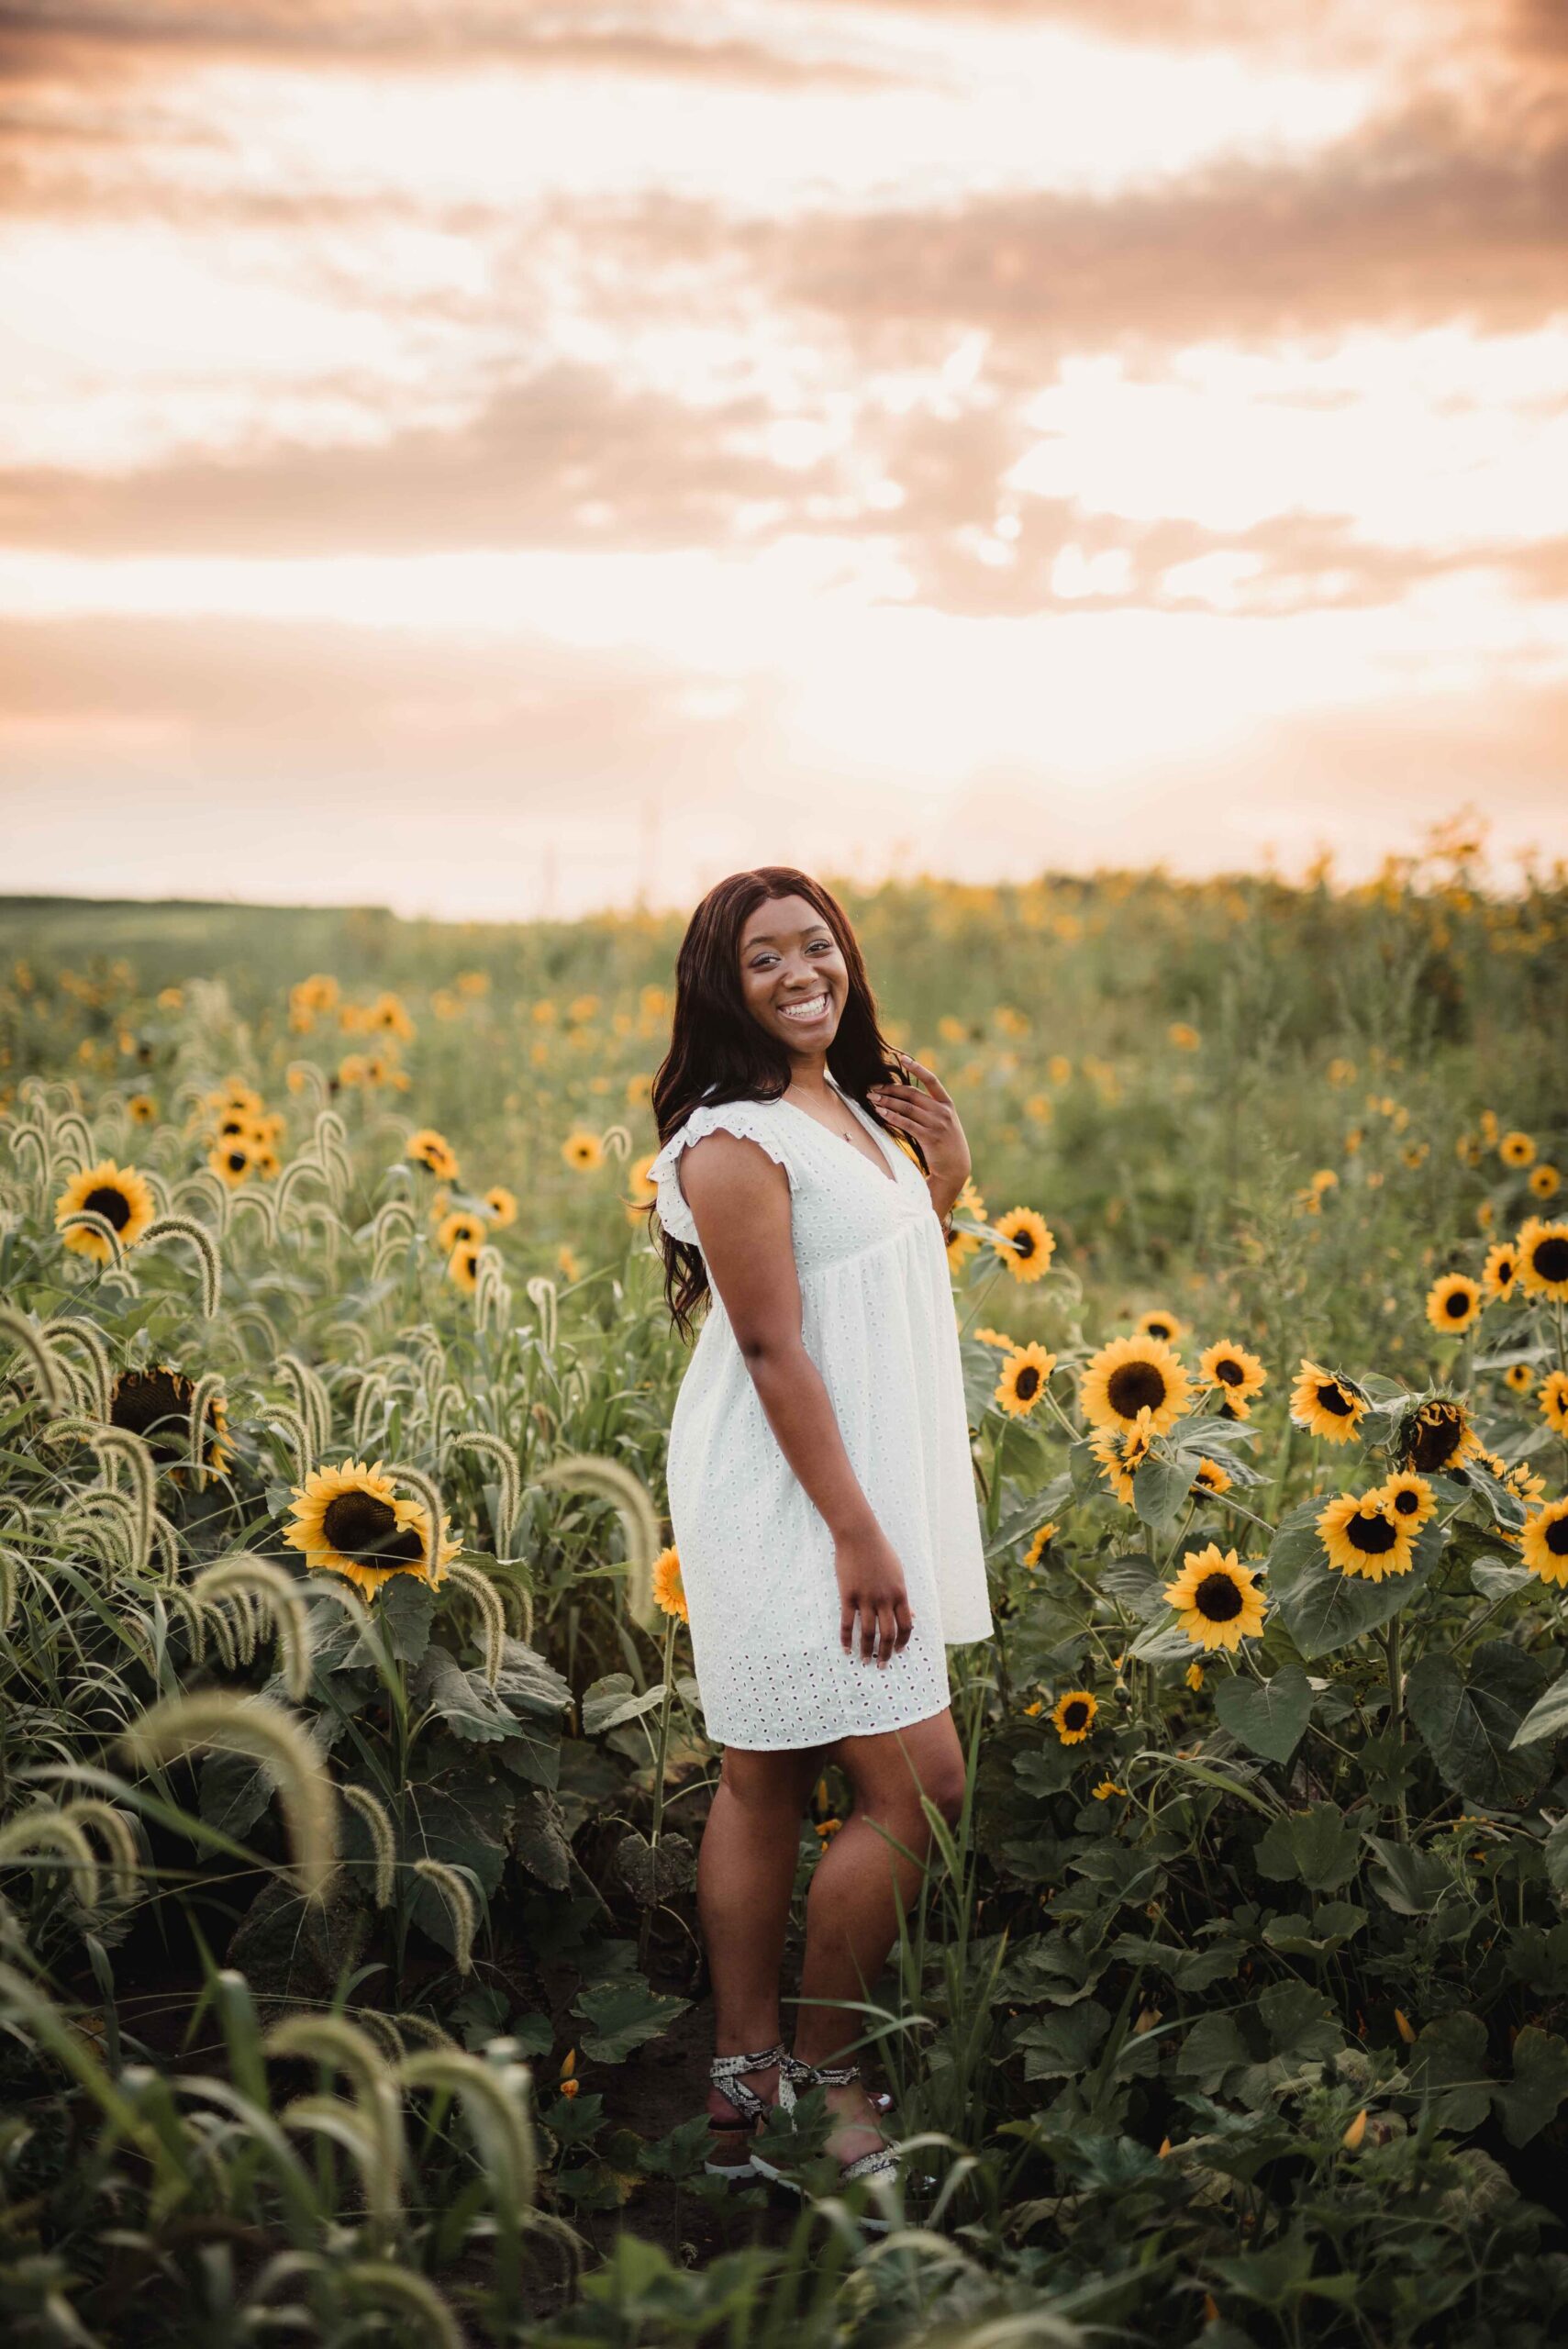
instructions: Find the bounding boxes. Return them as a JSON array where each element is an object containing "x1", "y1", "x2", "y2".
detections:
[
  {"x1": 1548, "y1": 1518, "x2": 1568, "y2": 1558},
  {"x1": 1409, "y1": 1412, "x2": 1462, "y2": 1472},
  {"x1": 1316, "y1": 1381, "x2": 1354, "y2": 1417},
  {"x1": 1216, "y1": 1358, "x2": 1245, "y2": 1386},
  {"x1": 1444, "y1": 1289, "x2": 1471, "y2": 1318},
  {"x1": 1195, "y1": 1572, "x2": 1243, "y2": 1620},
  {"x1": 84, "y1": 1185, "x2": 132, "y2": 1231},
  {"x1": 1015, "y1": 1365, "x2": 1040, "y2": 1401},
  {"x1": 1391, "y1": 1487, "x2": 1419, "y2": 1515},
  {"x1": 1145, "y1": 1320, "x2": 1173, "y2": 1340},
  {"x1": 321, "y1": 1490, "x2": 420, "y2": 1564},
  {"x1": 1107, "y1": 1362, "x2": 1168, "y2": 1417},
  {"x1": 111, "y1": 1369, "x2": 192, "y2": 1460},
  {"x1": 227, "y1": 1151, "x2": 247, "y2": 1173},
  {"x1": 1531, "y1": 1237, "x2": 1568, "y2": 1283},
  {"x1": 1497, "y1": 1259, "x2": 1515, "y2": 1281},
  {"x1": 1013, "y1": 1230, "x2": 1037, "y2": 1260},
  {"x1": 1350, "y1": 1510, "x2": 1398, "y2": 1553},
  {"x1": 1062, "y1": 1700, "x2": 1089, "y2": 1731}
]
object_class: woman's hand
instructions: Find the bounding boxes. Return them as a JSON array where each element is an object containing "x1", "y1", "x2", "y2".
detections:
[
  {"x1": 868, "y1": 1052, "x2": 970, "y2": 1210},
  {"x1": 834, "y1": 1520, "x2": 914, "y2": 1666}
]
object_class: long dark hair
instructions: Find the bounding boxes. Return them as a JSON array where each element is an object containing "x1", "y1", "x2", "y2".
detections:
[{"x1": 648, "y1": 866, "x2": 922, "y2": 1340}]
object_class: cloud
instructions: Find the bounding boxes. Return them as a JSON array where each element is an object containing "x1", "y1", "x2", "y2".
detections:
[
  {"x1": 0, "y1": 364, "x2": 797, "y2": 556},
  {"x1": 0, "y1": 1, "x2": 895, "y2": 89},
  {"x1": 757, "y1": 94, "x2": 1568, "y2": 348}
]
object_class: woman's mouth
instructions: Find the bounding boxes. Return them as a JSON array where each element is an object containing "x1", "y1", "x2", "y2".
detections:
[{"x1": 778, "y1": 990, "x2": 831, "y2": 1025}]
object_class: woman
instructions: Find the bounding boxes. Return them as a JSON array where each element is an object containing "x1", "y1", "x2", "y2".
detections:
[{"x1": 645, "y1": 865, "x2": 993, "y2": 2204}]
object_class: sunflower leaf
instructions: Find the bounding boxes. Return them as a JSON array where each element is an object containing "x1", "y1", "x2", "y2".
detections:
[
  {"x1": 1131, "y1": 1453, "x2": 1192, "y2": 1531},
  {"x1": 1407, "y1": 1641, "x2": 1549, "y2": 1805},
  {"x1": 581, "y1": 1673, "x2": 667, "y2": 1737},
  {"x1": 572, "y1": 1975, "x2": 689, "y2": 2065},
  {"x1": 1510, "y1": 1666, "x2": 1568, "y2": 1751},
  {"x1": 1270, "y1": 1507, "x2": 1445, "y2": 1659},
  {"x1": 1214, "y1": 1664, "x2": 1312, "y2": 1765},
  {"x1": 1494, "y1": 2025, "x2": 1568, "y2": 2147},
  {"x1": 375, "y1": 1573, "x2": 438, "y2": 1665}
]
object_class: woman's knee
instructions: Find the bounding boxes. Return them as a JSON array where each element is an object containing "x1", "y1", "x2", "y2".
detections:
[
  {"x1": 719, "y1": 1745, "x2": 817, "y2": 1820},
  {"x1": 921, "y1": 1754, "x2": 968, "y2": 1831}
]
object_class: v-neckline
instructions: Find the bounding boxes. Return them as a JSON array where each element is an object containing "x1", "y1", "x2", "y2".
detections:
[{"x1": 781, "y1": 1076, "x2": 901, "y2": 1189}]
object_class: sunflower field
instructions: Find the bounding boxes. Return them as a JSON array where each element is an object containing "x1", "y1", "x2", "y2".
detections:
[{"x1": 2, "y1": 832, "x2": 1567, "y2": 2348}]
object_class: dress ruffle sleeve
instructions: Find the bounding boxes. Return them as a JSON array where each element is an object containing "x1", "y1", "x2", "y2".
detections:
[{"x1": 647, "y1": 1101, "x2": 796, "y2": 1250}]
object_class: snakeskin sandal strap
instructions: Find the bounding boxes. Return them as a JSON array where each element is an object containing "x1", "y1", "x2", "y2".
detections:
[
  {"x1": 780, "y1": 2052, "x2": 861, "y2": 2094},
  {"x1": 708, "y1": 2043, "x2": 784, "y2": 2127}
]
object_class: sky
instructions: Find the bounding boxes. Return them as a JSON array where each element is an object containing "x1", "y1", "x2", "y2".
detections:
[{"x1": 1, "y1": 0, "x2": 1566, "y2": 919}]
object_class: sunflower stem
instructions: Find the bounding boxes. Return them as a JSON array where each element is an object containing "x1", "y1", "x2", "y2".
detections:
[
  {"x1": 1383, "y1": 1617, "x2": 1408, "y2": 1843},
  {"x1": 638, "y1": 1613, "x2": 679, "y2": 1972}
]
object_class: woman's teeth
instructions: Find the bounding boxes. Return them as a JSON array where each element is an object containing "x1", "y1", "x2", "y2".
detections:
[{"x1": 779, "y1": 993, "x2": 829, "y2": 1022}]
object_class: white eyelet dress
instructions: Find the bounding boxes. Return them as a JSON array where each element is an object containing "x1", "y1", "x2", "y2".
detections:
[{"x1": 646, "y1": 1073, "x2": 994, "y2": 1751}]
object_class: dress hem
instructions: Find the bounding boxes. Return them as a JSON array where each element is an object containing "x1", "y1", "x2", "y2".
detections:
[{"x1": 704, "y1": 1694, "x2": 955, "y2": 1754}]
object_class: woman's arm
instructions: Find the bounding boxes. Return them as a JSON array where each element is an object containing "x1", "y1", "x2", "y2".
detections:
[{"x1": 678, "y1": 1130, "x2": 914, "y2": 1666}]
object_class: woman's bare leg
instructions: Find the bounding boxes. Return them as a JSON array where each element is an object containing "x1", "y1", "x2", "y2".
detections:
[
  {"x1": 792, "y1": 1709, "x2": 967, "y2": 2162},
  {"x1": 698, "y1": 1741, "x2": 823, "y2": 2132}
]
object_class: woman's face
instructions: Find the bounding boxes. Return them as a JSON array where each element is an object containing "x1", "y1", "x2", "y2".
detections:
[{"x1": 737, "y1": 893, "x2": 848, "y2": 1061}]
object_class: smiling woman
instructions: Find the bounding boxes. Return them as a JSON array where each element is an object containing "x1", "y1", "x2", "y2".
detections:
[{"x1": 644, "y1": 863, "x2": 990, "y2": 2206}]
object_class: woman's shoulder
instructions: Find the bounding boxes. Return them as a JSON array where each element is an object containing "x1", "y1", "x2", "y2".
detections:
[{"x1": 648, "y1": 1093, "x2": 795, "y2": 1244}]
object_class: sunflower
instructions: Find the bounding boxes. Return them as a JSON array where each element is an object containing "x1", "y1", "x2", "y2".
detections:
[
  {"x1": 484, "y1": 1185, "x2": 518, "y2": 1228},
  {"x1": 1190, "y1": 1455, "x2": 1232, "y2": 1497},
  {"x1": 1080, "y1": 1333, "x2": 1192, "y2": 1437},
  {"x1": 1483, "y1": 1241, "x2": 1519, "y2": 1300},
  {"x1": 1091, "y1": 1778, "x2": 1128, "y2": 1800},
  {"x1": 1399, "y1": 1396, "x2": 1482, "y2": 1475},
  {"x1": 1289, "y1": 1359, "x2": 1368, "y2": 1444},
  {"x1": 370, "y1": 991, "x2": 416, "y2": 1042},
  {"x1": 1518, "y1": 1219, "x2": 1568, "y2": 1303},
  {"x1": 562, "y1": 1130, "x2": 605, "y2": 1171},
  {"x1": 973, "y1": 1327, "x2": 1018, "y2": 1350},
  {"x1": 447, "y1": 1241, "x2": 482, "y2": 1296},
  {"x1": 1522, "y1": 1499, "x2": 1568, "y2": 1586},
  {"x1": 1425, "y1": 1273, "x2": 1483, "y2": 1335},
  {"x1": 991, "y1": 1207, "x2": 1055, "y2": 1284},
  {"x1": 1505, "y1": 1457, "x2": 1548, "y2": 1508},
  {"x1": 284, "y1": 1459, "x2": 458, "y2": 1598},
  {"x1": 1090, "y1": 1405, "x2": 1158, "y2": 1505},
  {"x1": 995, "y1": 1342, "x2": 1058, "y2": 1418},
  {"x1": 1197, "y1": 1339, "x2": 1267, "y2": 1418},
  {"x1": 1318, "y1": 1490, "x2": 1415, "y2": 1581},
  {"x1": 1499, "y1": 1130, "x2": 1536, "y2": 1168},
  {"x1": 252, "y1": 1145, "x2": 281, "y2": 1183},
  {"x1": 127, "y1": 1094, "x2": 157, "y2": 1125},
  {"x1": 109, "y1": 1364, "x2": 230, "y2": 1474},
  {"x1": 207, "y1": 1137, "x2": 253, "y2": 1188},
  {"x1": 651, "y1": 1543, "x2": 689, "y2": 1623},
  {"x1": 1136, "y1": 1308, "x2": 1185, "y2": 1344},
  {"x1": 406, "y1": 1128, "x2": 461, "y2": 1181},
  {"x1": 437, "y1": 1210, "x2": 488, "y2": 1254},
  {"x1": 54, "y1": 1160, "x2": 154, "y2": 1264},
  {"x1": 210, "y1": 1080, "x2": 261, "y2": 1116},
  {"x1": 1503, "y1": 1361, "x2": 1534, "y2": 1395},
  {"x1": 1023, "y1": 1521, "x2": 1057, "y2": 1567},
  {"x1": 1374, "y1": 1470, "x2": 1437, "y2": 1531},
  {"x1": 1051, "y1": 1689, "x2": 1097, "y2": 1745},
  {"x1": 1540, "y1": 1371, "x2": 1568, "y2": 1439},
  {"x1": 1162, "y1": 1544, "x2": 1266, "y2": 1652}
]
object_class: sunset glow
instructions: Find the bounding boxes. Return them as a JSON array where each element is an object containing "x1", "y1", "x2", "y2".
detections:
[{"x1": 2, "y1": 0, "x2": 1565, "y2": 914}]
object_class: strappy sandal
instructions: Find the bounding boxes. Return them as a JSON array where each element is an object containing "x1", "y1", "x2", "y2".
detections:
[
  {"x1": 750, "y1": 2052, "x2": 900, "y2": 2226},
  {"x1": 704, "y1": 2043, "x2": 784, "y2": 2178}
]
